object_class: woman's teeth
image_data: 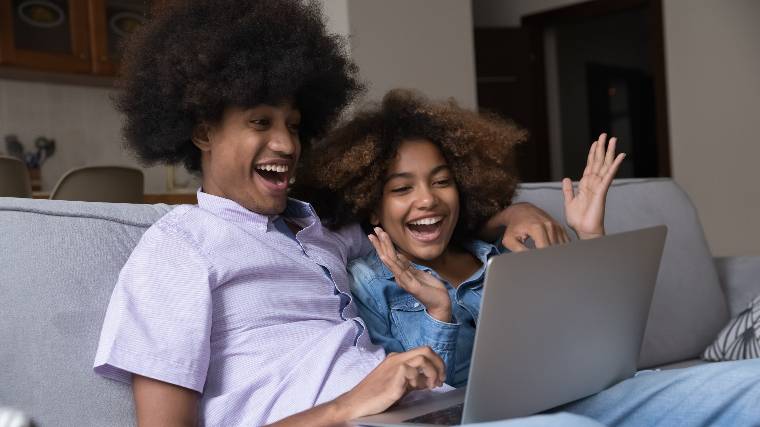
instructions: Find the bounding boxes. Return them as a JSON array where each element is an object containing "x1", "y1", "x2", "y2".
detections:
[{"x1": 407, "y1": 216, "x2": 443, "y2": 226}]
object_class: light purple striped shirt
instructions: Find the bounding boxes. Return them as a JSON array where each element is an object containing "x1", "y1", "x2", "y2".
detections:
[{"x1": 94, "y1": 190, "x2": 386, "y2": 425}]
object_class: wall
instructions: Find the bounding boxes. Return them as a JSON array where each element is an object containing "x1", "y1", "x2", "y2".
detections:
[
  {"x1": 0, "y1": 79, "x2": 168, "y2": 192},
  {"x1": 663, "y1": 0, "x2": 760, "y2": 256},
  {"x1": 346, "y1": 0, "x2": 477, "y2": 108},
  {"x1": 473, "y1": 0, "x2": 760, "y2": 256}
]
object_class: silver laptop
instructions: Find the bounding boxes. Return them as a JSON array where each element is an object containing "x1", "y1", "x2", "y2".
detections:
[{"x1": 352, "y1": 225, "x2": 667, "y2": 426}]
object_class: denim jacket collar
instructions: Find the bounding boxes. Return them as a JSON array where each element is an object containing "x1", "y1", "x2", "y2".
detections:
[{"x1": 365, "y1": 239, "x2": 500, "y2": 281}]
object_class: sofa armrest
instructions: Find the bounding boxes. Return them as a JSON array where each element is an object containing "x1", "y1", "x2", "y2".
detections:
[{"x1": 714, "y1": 255, "x2": 760, "y2": 317}]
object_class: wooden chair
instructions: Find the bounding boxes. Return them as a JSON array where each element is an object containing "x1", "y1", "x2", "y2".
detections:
[
  {"x1": 0, "y1": 156, "x2": 32, "y2": 197},
  {"x1": 49, "y1": 166, "x2": 144, "y2": 203}
]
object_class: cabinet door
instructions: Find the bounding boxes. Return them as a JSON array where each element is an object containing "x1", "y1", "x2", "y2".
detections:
[
  {"x1": 0, "y1": 0, "x2": 91, "y2": 73},
  {"x1": 88, "y1": 0, "x2": 149, "y2": 75}
]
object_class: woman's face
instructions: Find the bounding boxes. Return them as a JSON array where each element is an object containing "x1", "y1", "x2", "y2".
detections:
[
  {"x1": 372, "y1": 139, "x2": 460, "y2": 263},
  {"x1": 197, "y1": 103, "x2": 301, "y2": 215}
]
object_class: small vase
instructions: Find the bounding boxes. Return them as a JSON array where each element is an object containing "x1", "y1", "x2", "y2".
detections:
[{"x1": 28, "y1": 167, "x2": 41, "y2": 192}]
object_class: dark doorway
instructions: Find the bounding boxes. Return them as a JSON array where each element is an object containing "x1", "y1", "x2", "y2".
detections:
[
  {"x1": 474, "y1": 0, "x2": 670, "y2": 181},
  {"x1": 587, "y1": 63, "x2": 657, "y2": 177}
]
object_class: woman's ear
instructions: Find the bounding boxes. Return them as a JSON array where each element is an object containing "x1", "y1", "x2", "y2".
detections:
[{"x1": 192, "y1": 123, "x2": 213, "y2": 152}]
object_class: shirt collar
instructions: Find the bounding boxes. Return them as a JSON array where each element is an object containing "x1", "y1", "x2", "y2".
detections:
[
  {"x1": 196, "y1": 188, "x2": 318, "y2": 232},
  {"x1": 367, "y1": 239, "x2": 500, "y2": 280}
]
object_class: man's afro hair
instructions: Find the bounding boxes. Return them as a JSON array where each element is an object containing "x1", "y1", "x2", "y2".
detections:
[{"x1": 115, "y1": 0, "x2": 363, "y2": 172}]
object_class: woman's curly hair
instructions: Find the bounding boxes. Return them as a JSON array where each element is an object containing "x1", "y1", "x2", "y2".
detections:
[
  {"x1": 115, "y1": 0, "x2": 363, "y2": 172},
  {"x1": 296, "y1": 89, "x2": 527, "y2": 239}
]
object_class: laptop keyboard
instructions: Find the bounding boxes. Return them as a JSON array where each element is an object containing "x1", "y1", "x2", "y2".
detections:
[{"x1": 402, "y1": 403, "x2": 463, "y2": 425}]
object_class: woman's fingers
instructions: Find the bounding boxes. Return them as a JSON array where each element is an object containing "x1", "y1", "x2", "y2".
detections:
[
  {"x1": 562, "y1": 177, "x2": 574, "y2": 207},
  {"x1": 598, "y1": 137, "x2": 617, "y2": 177},
  {"x1": 602, "y1": 153, "x2": 626, "y2": 186},
  {"x1": 583, "y1": 140, "x2": 596, "y2": 177},
  {"x1": 591, "y1": 133, "x2": 607, "y2": 175}
]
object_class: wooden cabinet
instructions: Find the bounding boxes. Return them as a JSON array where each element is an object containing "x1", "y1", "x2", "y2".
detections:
[{"x1": 0, "y1": 0, "x2": 150, "y2": 76}]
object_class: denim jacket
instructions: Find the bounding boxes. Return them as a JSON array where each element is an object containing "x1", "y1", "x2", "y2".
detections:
[{"x1": 348, "y1": 240, "x2": 505, "y2": 387}]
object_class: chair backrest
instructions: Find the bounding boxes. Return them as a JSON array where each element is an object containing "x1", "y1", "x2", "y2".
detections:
[
  {"x1": 50, "y1": 166, "x2": 144, "y2": 203},
  {"x1": 0, "y1": 156, "x2": 32, "y2": 197}
]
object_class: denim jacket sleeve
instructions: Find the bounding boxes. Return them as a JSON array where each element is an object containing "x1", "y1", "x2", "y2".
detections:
[{"x1": 348, "y1": 257, "x2": 460, "y2": 382}]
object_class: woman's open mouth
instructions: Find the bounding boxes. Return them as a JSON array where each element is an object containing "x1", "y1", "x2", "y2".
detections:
[
  {"x1": 254, "y1": 163, "x2": 290, "y2": 192},
  {"x1": 406, "y1": 216, "x2": 444, "y2": 242}
]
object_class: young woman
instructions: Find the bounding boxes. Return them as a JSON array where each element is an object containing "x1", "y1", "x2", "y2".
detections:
[{"x1": 299, "y1": 89, "x2": 624, "y2": 386}]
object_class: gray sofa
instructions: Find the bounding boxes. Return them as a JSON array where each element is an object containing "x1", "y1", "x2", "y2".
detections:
[{"x1": 1, "y1": 178, "x2": 758, "y2": 426}]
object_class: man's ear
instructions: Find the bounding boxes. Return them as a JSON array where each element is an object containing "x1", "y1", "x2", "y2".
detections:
[
  {"x1": 192, "y1": 124, "x2": 213, "y2": 152},
  {"x1": 370, "y1": 211, "x2": 380, "y2": 226}
]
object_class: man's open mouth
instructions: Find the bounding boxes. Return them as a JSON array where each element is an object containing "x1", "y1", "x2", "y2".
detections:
[
  {"x1": 254, "y1": 163, "x2": 290, "y2": 191},
  {"x1": 406, "y1": 216, "x2": 444, "y2": 242}
]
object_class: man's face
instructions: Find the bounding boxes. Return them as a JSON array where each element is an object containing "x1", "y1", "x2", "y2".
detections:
[{"x1": 197, "y1": 103, "x2": 301, "y2": 215}]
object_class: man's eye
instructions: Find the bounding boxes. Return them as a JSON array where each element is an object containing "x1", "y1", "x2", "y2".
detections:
[{"x1": 250, "y1": 119, "x2": 270, "y2": 127}]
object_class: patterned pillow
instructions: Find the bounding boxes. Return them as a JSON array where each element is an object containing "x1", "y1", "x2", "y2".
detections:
[{"x1": 703, "y1": 294, "x2": 760, "y2": 361}]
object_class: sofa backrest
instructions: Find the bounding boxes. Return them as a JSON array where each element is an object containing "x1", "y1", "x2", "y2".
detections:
[
  {"x1": 0, "y1": 178, "x2": 729, "y2": 424},
  {"x1": 0, "y1": 198, "x2": 170, "y2": 426},
  {"x1": 513, "y1": 178, "x2": 729, "y2": 368}
]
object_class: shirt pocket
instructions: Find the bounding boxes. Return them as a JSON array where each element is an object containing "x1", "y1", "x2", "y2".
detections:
[{"x1": 389, "y1": 294, "x2": 426, "y2": 350}]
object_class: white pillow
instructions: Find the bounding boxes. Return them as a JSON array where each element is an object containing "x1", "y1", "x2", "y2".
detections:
[{"x1": 703, "y1": 294, "x2": 760, "y2": 361}]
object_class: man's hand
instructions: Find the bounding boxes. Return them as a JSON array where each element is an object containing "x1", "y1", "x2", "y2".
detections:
[
  {"x1": 369, "y1": 227, "x2": 451, "y2": 322},
  {"x1": 481, "y1": 203, "x2": 570, "y2": 252},
  {"x1": 333, "y1": 347, "x2": 447, "y2": 420},
  {"x1": 562, "y1": 133, "x2": 625, "y2": 240}
]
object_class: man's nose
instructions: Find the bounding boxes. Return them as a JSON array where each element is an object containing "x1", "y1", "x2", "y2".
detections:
[{"x1": 269, "y1": 124, "x2": 297, "y2": 155}]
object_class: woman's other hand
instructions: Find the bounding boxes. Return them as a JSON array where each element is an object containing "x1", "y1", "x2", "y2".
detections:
[
  {"x1": 369, "y1": 227, "x2": 452, "y2": 323},
  {"x1": 562, "y1": 133, "x2": 625, "y2": 240}
]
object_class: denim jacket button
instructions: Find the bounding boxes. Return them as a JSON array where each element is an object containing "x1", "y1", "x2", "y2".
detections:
[{"x1": 414, "y1": 302, "x2": 420, "y2": 308}]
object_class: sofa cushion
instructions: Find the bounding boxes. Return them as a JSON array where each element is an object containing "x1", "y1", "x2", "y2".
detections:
[
  {"x1": 0, "y1": 197, "x2": 171, "y2": 427},
  {"x1": 513, "y1": 178, "x2": 729, "y2": 368},
  {"x1": 703, "y1": 294, "x2": 760, "y2": 361}
]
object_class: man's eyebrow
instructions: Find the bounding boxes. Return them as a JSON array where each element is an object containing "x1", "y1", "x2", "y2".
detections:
[{"x1": 384, "y1": 165, "x2": 450, "y2": 182}]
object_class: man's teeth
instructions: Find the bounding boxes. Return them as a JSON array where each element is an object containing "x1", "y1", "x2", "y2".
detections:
[
  {"x1": 256, "y1": 164, "x2": 289, "y2": 173},
  {"x1": 408, "y1": 217, "x2": 443, "y2": 226}
]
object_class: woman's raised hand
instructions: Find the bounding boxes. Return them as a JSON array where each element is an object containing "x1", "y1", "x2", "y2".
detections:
[
  {"x1": 369, "y1": 227, "x2": 452, "y2": 322},
  {"x1": 562, "y1": 133, "x2": 625, "y2": 240}
]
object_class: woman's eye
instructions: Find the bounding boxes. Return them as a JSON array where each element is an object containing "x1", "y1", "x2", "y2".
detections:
[
  {"x1": 433, "y1": 179, "x2": 451, "y2": 187},
  {"x1": 390, "y1": 186, "x2": 411, "y2": 193},
  {"x1": 287, "y1": 123, "x2": 301, "y2": 133}
]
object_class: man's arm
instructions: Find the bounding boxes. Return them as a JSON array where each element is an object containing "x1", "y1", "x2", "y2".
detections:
[
  {"x1": 133, "y1": 375, "x2": 199, "y2": 427},
  {"x1": 267, "y1": 347, "x2": 446, "y2": 427},
  {"x1": 480, "y1": 202, "x2": 569, "y2": 252}
]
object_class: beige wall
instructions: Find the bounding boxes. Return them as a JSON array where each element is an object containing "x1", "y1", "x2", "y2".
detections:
[
  {"x1": 346, "y1": 0, "x2": 477, "y2": 108},
  {"x1": 663, "y1": 0, "x2": 760, "y2": 256},
  {"x1": 0, "y1": 79, "x2": 169, "y2": 193},
  {"x1": 473, "y1": 0, "x2": 760, "y2": 256}
]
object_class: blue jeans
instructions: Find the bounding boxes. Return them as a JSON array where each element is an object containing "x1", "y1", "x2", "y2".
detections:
[{"x1": 465, "y1": 359, "x2": 760, "y2": 426}]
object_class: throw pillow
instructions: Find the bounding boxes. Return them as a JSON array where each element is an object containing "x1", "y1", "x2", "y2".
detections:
[{"x1": 703, "y1": 294, "x2": 760, "y2": 361}]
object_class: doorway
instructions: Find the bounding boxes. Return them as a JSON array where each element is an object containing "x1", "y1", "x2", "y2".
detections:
[{"x1": 474, "y1": 0, "x2": 670, "y2": 181}]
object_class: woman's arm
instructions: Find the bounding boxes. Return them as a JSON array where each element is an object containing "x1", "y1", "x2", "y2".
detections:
[{"x1": 133, "y1": 375, "x2": 199, "y2": 427}]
